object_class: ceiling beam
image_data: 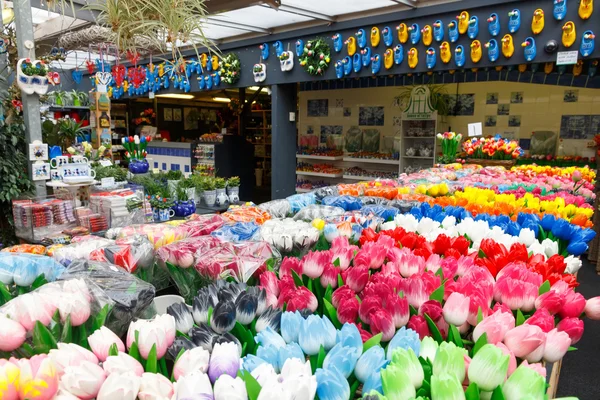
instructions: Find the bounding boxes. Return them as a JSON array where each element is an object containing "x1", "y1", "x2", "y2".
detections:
[
  {"x1": 206, "y1": 17, "x2": 272, "y2": 34},
  {"x1": 263, "y1": 4, "x2": 335, "y2": 22},
  {"x1": 390, "y1": 0, "x2": 418, "y2": 8}
]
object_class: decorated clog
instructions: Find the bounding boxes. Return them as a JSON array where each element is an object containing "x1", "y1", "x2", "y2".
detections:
[
  {"x1": 422, "y1": 25, "x2": 433, "y2": 46},
  {"x1": 343, "y1": 56, "x2": 352, "y2": 76},
  {"x1": 211, "y1": 55, "x2": 219, "y2": 71},
  {"x1": 361, "y1": 47, "x2": 372, "y2": 66},
  {"x1": 16, "y1": 59, "x2": 34, "y2": 95},
  {"x1": 370, "y1": 27, "x2": 380, "y2": 47},
  {"x1": 259, "y1": 43, "x2": 269, "y2": 60},
  {"x1": 383, "y1": 48, "x2": 394, "y2": 69},
  {"x1": 457, "y1": 11, "x2": 469, "y2": 34},
  {"x1": 522, "y1": 37, "x2": 537, "y2": 62},
  {"x1": 356, "y1": 29, "x2": 367, "y2": 49},
  {"x1": 346, "y1": 36, "x2": 357, "y2": 56},
  {"x1": 470, "y1": 40, "x2": 482, "y2": 63},
  {"x1": 508, "y1": 9, "x2": 521, "y2": 33},
  {"x1": 580, "y1": 30, "x2": 596, "y2": 57},
  {"x1": 332, "y1": 34, "x2": 343, "y2": 52},
  {"x1": 394, "y1": 44, "x2": 404, "y2": 65},
  {"x1": 440, "y1": 41, "x2": 451, "y2": 63},
  {"x1": 397, "y1": 23, "x2": 408, "y2": 44},
  {"x1": 371, "y1": 54, "x2": 381, "y2": 74},
  {"x1": 448, "y1": 20, "x2": 459, "y2": 43},
  {"x1": 205, "y1": 74, "x2": 213, "y2": 89},
  {"x1": 408, "y1": 48, "x2": 418, "y2": 68},
  {"x1": 253, "y1": 63, "x2": 266, "y2": 82},
  {"x1": 532, "y1": 9, "x2": 545, "y2": 34},
  {"x1": 409, "y1": 23, "x2": 421, "y2": 44},
  {"x1": 487, "y1": 13, "x2": 500, "y2": 36},
  {"x1": 198, "y1": 75, "x2": 205, "y2": 90},
  {"x1": 296, "y1": 39, "x2": 305, "y2": 57},
  {"x1": 579, "y1": 0, "x2": 593, "y2": 20},
  {"x1": 562, "y1": 21, "x2": 577, "y2": 48},
  {"x1": 433, "y1": 20, "x2": 444, "y2": 41},
  {"x1": 485, "y1": 39, "x2": 499, "y2": 62},
  {"x1": 554, "y1": 0, "x2": 567, "y2": 20},
  {"x1": 200, "y1": 54, "x2": 208, "y2": 69},
  {"x1": 426, "y1": 47, "x2": 436, "y2": 69},
  {"x1": 502, "y1": 34, "x2": 515, "y2": 58},
  {"x1": 353, "y1": 53, "x2": 362, "y2": 72},
  {"x1": 274, "y1": 41, "x2": 284, "y2": 57},
  {"x1": 279, "y1": 51, "x2": 294, "y2": 71},
  {"x1": 467, "y1": 16, "x2": 479, "y2": 39},
  {"x1": 454, "y1": 45, "x2": 465, "y2": 67},
  {"x1": 71, "y1": 69, "x2": 83, "y2": 85},
  {"x1": 382, "y1": 27, "x2": 393, "y2": 47},
  {"x1": 335, "y1": 60, "x2": 344, "y2": 78}
]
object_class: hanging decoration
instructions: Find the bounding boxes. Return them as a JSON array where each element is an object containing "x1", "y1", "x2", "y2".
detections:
[
  {"x1": 382, "y1": 26, "x2": 393, "y2": 46},
  {"x1": 426, "y1": 47, "x2": 436, "y2": 69},
  {"x1": 370, "y1": 27, "x2": 380, "y2": 47},
  {"x1": 210, "y1": 56, "x2": 219, "y2": 71},
  {"x1": 71, "y1": 69, "x2": 83, "y2": 84},
  {"x1": 47, "y1": 72, "x2": 60, "y2": 86},
  {"x1": 85, "y1": 59, "x2": 96, "y2": 74},
  {"x1": 457, "y1": 11, "x2": 469, "y2": 34},
  {"x1": 299, "y1": 37, "x2": 331, "y2": 75},
  {"x1": 205, "y1": 74, "x2": 213, "y2": 89},
  {"x1": 562, "y1": 21, "x2": 577, "y2": 47},
  {"x1": 371, "y1": 54, "x2": 381, "y2": 74},
  {"x1": 259, "y1": 43, "x2": 269, "y2": 60},
  {"x1": 352, "y1": 53, "x2": 361, "y2": 72},
  {"x1": 253, "y1": 63, "x2": 266, "y2": 82},
  {"x1": 408, "y1": 47, "x2": 418, "y2": 68},
  {"x1": 112, "y1": 64, "x2": 127, "y2": 88},
  {"x1": 356, "y1": 29, "x2": 367, "y2": 48},
  {"x1": 384, "y1": 48, "x2": 394, "y2": 69},
  {"x1": 554, "y1": 0, "x2": 567, "y2": 20},
  {"x1": 508, "y1": 9, "x2": 521, "y2": 33},
  {"x1": 485, "y1": 39, "x2": 499, "y2": 62},
  {"x1": 345, "y1": 36, "x2": 357, "y2": 56},
  {"x1": 128, "y1": 66, "x2": 146, "y2": 89},
  {"x1": 332, "y1": 34, "x2": 343, "y2": 52},
  {"x1": 522, "y1": 37, "x2": 537, "y2": 62},
  {"x1": 580, "y1": 0, "x2": 593, "y2": 19},
  {"x1": 502, "y1": 34, "x2": 515, "y2": 58},
  {"x1": 397, "y1": 23, "x2": 408, "y2": 43},
  {"x1": 219, "y1": 53, "x2": 241, "y2": 84},
  {"x1": 532, "y1": 9, "x2": 545, "y2": 34},
  {"x1": 342, "y1": 56, "x2": 352, "y2": 76},
  {"x1": 273, "y1": 41, "x2": 284, "y2": 57},
  {"x1": 467, "y1": 16, "x2": 479, "y2": 39},
  {"x1": 448, "y1": 20, "x2": 459, "y2": 43},
  {"x1": 580, "y1": 31, "x2": 595, "y2": 57},
  {"x1": 487, "y1": 13, "x2": 500, "y2": 36},
  {"x1": 279, "y1": 50, "x2": 294, "y2": 72},
  {"x1": 361, "y1": 47, "x2": 372, "y2": 66},
  {"x1": 212, "y1": 72, "x2": 220, "y2": 87},
  {"x1": 408, "y1": 23, "x2": 421, "y2": 44},
  {"x1": 433, "y1": 20, "x2": 444, "y2": 41},
  {"x1": 394, "y1": 44, "x2": 404, "y2": 65},
  {"x1": 440, "y1": 41, "x2": 451, "y2": 63},
  {"x1": 334, "y1": 59, "x2": 343, "y2": 78},
  {"x1": 422, "y1": 25, "x2": 433, "y2": 46},
  {"x1": 470, "y1": 40, "x2": 482, "y2": 63},
  {"x1": 455, "y1": 45, "x2": 465, "y2": 67}
]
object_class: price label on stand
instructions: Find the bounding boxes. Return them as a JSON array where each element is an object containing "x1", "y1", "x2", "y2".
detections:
[
  {"x1": 101, "y1": 177, "x2": 115, "y2": 187},
  {"x1": 99, "y1": 160, "x2": 112, "y2": 167}
]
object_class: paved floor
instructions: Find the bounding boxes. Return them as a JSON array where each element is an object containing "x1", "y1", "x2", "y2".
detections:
[{"x1": 556, "y1": 258, "x2": 600, "y2": 400}]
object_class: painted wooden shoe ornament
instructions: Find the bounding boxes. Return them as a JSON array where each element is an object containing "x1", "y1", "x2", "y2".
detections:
[
  {"x1": 470, "y1": 40, "x2": 482, "y2": 63},
  {"x1": 335, "y1": 60, "x2": 344, "y2": 78},
  {"x1": 522, "y1": 37, "x2": 537, "y2": 62},
  {"x1": 580, "y1": 31, "x2": 595, "y2": 57},
  {"x1": 467, "y1": 16, "x2": 479, "y2": 39},
  {"x1": 485, "y1": 39, "x2": 499, "y2": 62},
  {"x1": 440, "y1": 41, "x2": 451, "y2": 64},
  {"x1": 371, "y1": 27, "x2": 380, "y2": 47},
  {"x1": 397, "y1": 23, "x2": 408, "y2": 44},
  {"x1": 454, "y1": 45, "x2": 465, "y2": 67},
  {"x1": 356, "y1": 29, "x2": 367, "y2": 49},
  {"x1": 422, "y1": 25, "x2": 433, "y2": 46},
  {"x1": 394, "y1": 45, "x2": 404, "y2": 65},
  {"x1": 332, "y1": 34, "x2": 343, "y2": 52},
  {"x1": 487, "y1": 13, "x2": 500, "y2": 36},
  {"x1": 508, "y1": 9, "x2": 521, "y2": 33},
  {"x1": 343, "y1": 56, "x2": 352, "y2": 76},
  {"x1": 345, "y1": 36, "x2": 357, "y2": 56},
  {"x1": 532, "y1": 9, "x2": 545, "y2": 34},
  {"x1": 273, "y1": 41, "x2": 284, "y2": 57},
  {"x1": 382, "y1": 27, "x2": 394, "y2": 47},
  {"x1": 409, "y1": 23, "x2": 421, "y2": 45},
  {"x1": 502, "y1": 34, "x2": 515, "y2": 58},
  {"x1": 426, "y1": 48, "x2": 436, "y2": 69},
  {"x1": 259, "y1": 43, "x2": 269, "y2": 60},
  {"x1": 562, "y1": 21, "x2": 576, "y2": 48},
  {"x1": 433, "y1": 20, "x2": 444, "y2": 41},
  {"x1": 579, "y1": 0, "x2": 593, "y2": 20},
  {"x1": 448, "y1": 20, "x2": 459, "y2": 43},
  {"x1": 361, "y1": 47, "x2": 372, "y2": 67},
  {"x1": 296, "y1": 40, "x2": 304, "y2": 57},
  {"x1": 457, "y1": 11, "x2": 469, "y2": 34},
  {"x1": 371, "y1": 54, "x2": 381, "y2": 74},
  {"x1": 408, "y1": 48, "x2": 418, "y2": 69},
  {"x1": 384, "y1": 49, "x2": 394, "y2": 69},
  {"x1": 253, "y1": 63, "x2": 266, "y2": 83},
  {"x1": 353, "y1": 53, "x2": 362, "y2": 73},
  {"x1": 554, "y1": 0, "x2": 567, "y2": 20}
]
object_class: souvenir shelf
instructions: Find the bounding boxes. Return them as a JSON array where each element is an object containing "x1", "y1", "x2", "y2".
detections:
[
  {"x1": 242, "y1": 109, "x2": 272, "y2": 186},
  {"x1": 111, "y1": 104, "x2": 129, "y2": 162},
  {"x1": 399, "y1": 86, "x2": 438, "y2": 174}
]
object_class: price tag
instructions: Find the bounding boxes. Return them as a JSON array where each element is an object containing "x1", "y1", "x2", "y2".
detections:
[
  {"x1": 101, "y1": 177, "x2": 115, "y2": 187},
  {"x1": 557, "y1": 51, "x2": 578, "y2": 65},
  {"x1": 99, "y1": 160, "x2": 112, "y2": 167},
  {"x1": 152, "y1": 168, "x2": 160, "y2": 174},
  {"x1": 468, "y1": 122, "x2": 483, "y2": 137}
]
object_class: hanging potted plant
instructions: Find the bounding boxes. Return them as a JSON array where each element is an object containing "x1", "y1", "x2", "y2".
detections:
[
  {"x1": 202, "y1": 177, "x2": 217, "y2": 207},
  {"x1": 227, "y1": 176, "x2": 240, "y2": 202},
  {"x1": 16, "y1": 58, "x2": 36, "y2": 95}
]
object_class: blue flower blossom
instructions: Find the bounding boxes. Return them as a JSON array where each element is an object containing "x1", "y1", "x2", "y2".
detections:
[{"x1": 386, "y1": 327, "x2": 420, "y2": 360}]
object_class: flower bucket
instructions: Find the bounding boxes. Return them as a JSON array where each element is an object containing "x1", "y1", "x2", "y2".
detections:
[
  {"x1": 203, "y1": 190, "x2": 217, "y2": 207},
  {"x1": 227, "y1": 186, "x2": 240, "y2": 203},
  {"x1": 468, "y1": 159, "x2": 516, "y2": 168}
]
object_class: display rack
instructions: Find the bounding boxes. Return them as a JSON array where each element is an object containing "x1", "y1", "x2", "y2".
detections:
[
  {"x1": 110, "y1": 103, "x2": 129, "y2": 162},
  {"x1": 243, "y1": 110, "x2": 272, "y2": 186}
]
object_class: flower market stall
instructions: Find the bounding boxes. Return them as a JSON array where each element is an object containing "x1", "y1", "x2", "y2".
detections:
[{"x1": 0, "y1": 162, "x2": 599, "y2": 400}]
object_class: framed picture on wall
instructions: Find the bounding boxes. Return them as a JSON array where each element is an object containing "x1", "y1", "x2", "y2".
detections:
[
  {"x1": 486, "y1": 93, "x2": 499, "y2": 104},
  {"x1": 173, "y1": 108, "x2": 182, "y2": 121},
  {"x1": 164, "y1": 108, "x2": 173, "y2": 121},
  {"x1": 184, "y1": 108, "x2": 199, "y2": 130}
]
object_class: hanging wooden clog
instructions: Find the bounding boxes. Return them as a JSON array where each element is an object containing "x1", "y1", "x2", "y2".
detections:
[
  {"x1": 448, "y1": 20, "x2": 459, "y2": 43},
  {"x1": 440, "y1": 41, "x2": 452, "y2": 63},
  {"x1": 361, "y1": 47, "x2": 372, "y2": 67},
  {"x1": 273, "y1": 41, "x2": 284, "y2": 57},
  {"x1": 397, "y1": 23, "x2": 408, "y2": 44},
  {"x1": 296, "y1": 40, "x2": 305, "y2": 57},
  {"x1": 345, "y1": 37, "x2": 357, "y2": 56},
  {"x1": 508, "y1": 9, "x2": 521, "y2": 33},
  {"x1": 394, "y1": 44, "x2": 404, "y2": 65},
  {"x1": 580, "y1": 31, "x2": 595, "y2": 57},
  {"x1": 382, "y1": 27, "x2": 393, "y2": 47},
  {"x1": 532, "y1": 9, "x2": 545, "y2": 34},
  {"x1": 408, "y1": 23, "x2": 421, "y2": 45},
  {"x1": 426, "y1": 47, "x2": 437, "y2": 69},
  {"x1": 470, "y1": 40, "x2": 482, "y2": 63},
  {"x1": 457, "y1": 11, "x2": 469, "y2": 34},
  {"x1": 353, "y1": 53, "x2": 361, "y2": 73},
  {"x1": 467, "y1": 16, "x2": 479, "y2": 39},
  {"x1": 485, "y1": 39, "x2": 499, "y2": 62},
  {"x1": 408, "y1": 48, "x2": 418, "y2": 68},
  {"x1": 487, "y1": 13, "x2": 500, "y2": 36},
  {"x1": 332, "y1": 34, "x2": 343, "y2": 52},
  {"x1": 370, "y1": 27, "x2": 380, "y2": 47},
  {"x1": 259, "y1": 43, "x2": 269, "y2": 60},
  {"x1": 522, "y1": 37, "x2": 537, "y2": 62},
  {"x1": 501, "y1": 34, "x2": 515, "y2": 58},
  {"x1": 422, "y1": 25, "x2": 433, "y2": 46},
  {"x1": 371, "y1": 54, "x2": 381, "y2": 74},
  {"x1": 342, "y1": 56, "x2": 352, "y2": 76},
  {"x1": 562, "y1": 21, "x2": 577, "y2": 47},
  {"x1": 356, "y1": 29, "x2": 367, "y2": 49},
  {"x1": 554, "y1": 0, "x2": 567, "y2": 20},
  {"x1": 433, "y1": 20, "x2": 444, "y2": 41},
  {"x1": 454, "y1": 45, "x2": 465, "y2": 67},
  {"x1": 579, "y1": 0, "x2": 593, "y2": 20},
  {"x1": 384, "y1": 49, "x2": 394, "y2": 69}
]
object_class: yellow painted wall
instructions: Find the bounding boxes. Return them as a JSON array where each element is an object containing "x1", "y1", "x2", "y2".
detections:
[{"x1": 299, "y1": 81, "x2": 600, "y2": 157}]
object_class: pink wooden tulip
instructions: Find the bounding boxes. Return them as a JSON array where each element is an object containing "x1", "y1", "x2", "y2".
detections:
[
  {"x1": 301, "y1": 251, "x2": 330, "y2": 279},
  {"x1": 524, "y1": 308, "x2": 554, "y2": 333},
  {"x1": 370, "y1": 309, "x2": 395, "y2": 342},
  {"x1": 103, "y1": 352, "x2": 144, "y2": 377},
  {"x1": 556, "y1": 317, "x2": 584, "y2": 344},
  {"x1": 60, "y1": 361, "x2": 106, "y2": 399},
  {"x1": 49, "y1": 343, "x2": 99, "y2": 376},
  {"x1": 17, "y1": 355, "x2": 59, "y2": 400},
  {"x1": 558, "y1": 290, "x2": 586, "y2": 319},
  {"x1": 543, "y1": 328, "x2": 571, "y2": 363},
  {"x1": 407, "y1": 315, "x2": 430, "y2": 340},
  {"x1": 0, "y1": 317, "x2": 26, "y2": 351},
  {"x1": 472, "y1": 310, "x2": 515, "y2": 344},
  {"x1": 443, "y1": 292, "x2": 470, "y2": 327},
  {"x1": 584, "y1": 296, "x2": 600, "y2": 320},
  {"x1": 88, "y1": 327, "x2": 125, "y2": 362},
  {"x1": 520, "y1": 360, "x2": 546, "y2": 378},
  {"x1": 534, "y1": 291, "x2": 565, "y2": 315},
  {"x1": 503, "y1": 325, "x2": 546, "y2": 359},
  {"x1": 387, "y1": 293, "x2": 409, "y2": 328}
]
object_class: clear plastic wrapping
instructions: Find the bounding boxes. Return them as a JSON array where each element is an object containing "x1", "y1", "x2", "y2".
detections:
[
  {"x1": 313, "y1": 186, "x2": 339, "y2": 201},
  {"x1": 51, "y1": 237, "x2": 115, "y2": 266},
  {"x1": 89, "y1": 234, "x2": 155, "y2": 273},
  {"x1": 211, "y1": 222, "x2": 260, "y2": 242},
  {"x1": 292, "y1": 204, "x2": 346, "y2": 221},
  {"x1": 360, "y1": 205, "x2": 400, "y2": 221},
  {"x1": 361, "y1": 196, "x2": 391, "y2": 206},
  {"x1": 221, "y1": 206, "x2": 271, "y2": 225},
  {"x1": 0, "y1": 253, "x2": 65, "y2": 289},
  {"x1": 259, "y1": 219, "x2": 320, "y2": 254},
  {"x1": 258, "y1": 199, "x2": 292, "y2": 219},
  {"x1": 286, "y1": 193, "x2": 317, "y2": 214},
  {"x1": 389, "y1": 199, "x2": 422, "y2": 213},
  {"x1": 58, "y1": 260, "x2": 156, "y2": 335},
  {"x1": 1, "y1": 244, "x2": 47, "y2": 255},
  {"x1": 322, "y1": 195, "x2": 364, "y2": 211},
  {"x1": 178, "y1": 214, "x2": 225, "y2": 236},
  {"x1": 113, "y1": 223, "x2": 190, "y2": 249}
]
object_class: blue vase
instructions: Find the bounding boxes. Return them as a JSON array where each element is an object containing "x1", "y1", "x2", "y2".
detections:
[{"x1": 128, "y1": 159, "x2": 149, "y2": 174}]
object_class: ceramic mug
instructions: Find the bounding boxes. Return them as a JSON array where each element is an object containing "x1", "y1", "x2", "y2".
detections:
[
  {"x1": 59, "y1": 164, "x2": 96, "y2": 178},
  {"x1": 51, "y1": 156, "x2": 69, "y2": 168},
  {"x1": 71, "y1": 156, "x2": 89, "y2": 164},
  {"x1": 50, "y1": 170, "x2": 61, "y2": 181},
  {"x1": 159, "y1": 208, "x2": 175, "y2": 221}
]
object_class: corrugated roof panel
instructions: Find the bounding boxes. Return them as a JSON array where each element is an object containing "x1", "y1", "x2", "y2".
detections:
[
  {"x1": 281, "y1": 0, "x2": 400, "y2": 17},
  {"x1": 214, "y1": 5, "x2": 313, "y2": 30}
]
